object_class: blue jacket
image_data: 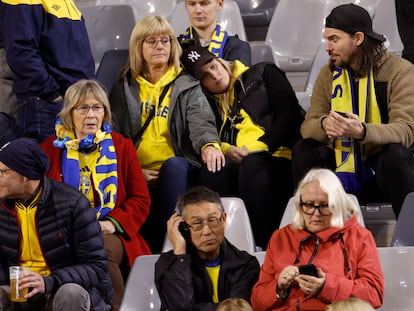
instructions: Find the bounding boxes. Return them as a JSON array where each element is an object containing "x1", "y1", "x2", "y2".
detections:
[
  {"x1": 0, "y1": 177, "x2": 113, "y2": 311},
  {"x1": 0, "y1": 0, "x2": 95, "y2": 101}
]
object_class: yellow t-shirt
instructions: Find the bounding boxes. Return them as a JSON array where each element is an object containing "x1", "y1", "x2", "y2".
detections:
[
  {"x1": 205, "y1": 265, "x2": 220, "y2": 303},
  {"x1": 16, "y1": 189, "x2": 51, "y2": 276},
  {"x1": 136, "y1": 66, "x2": 182, "y2": 170},
  {"x1": 78, "y1": 149, "x2": 100, "y2": 207}
]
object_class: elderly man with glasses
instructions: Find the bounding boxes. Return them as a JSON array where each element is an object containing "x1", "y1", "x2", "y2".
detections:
[{"x1": 155, "y1": 186, "x2": 260, "y2": 310}]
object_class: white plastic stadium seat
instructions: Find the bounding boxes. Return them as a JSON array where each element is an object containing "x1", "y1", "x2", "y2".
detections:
[
  {"x1": 253, "y1": 251, "x2": 266, "y2": 266},
  {"x1": 162, "y1": 197, "x2": 256, "y2": 254},
  {"x1": 120, "y1": 254, "x2": 161, "y2": 311},
  {"x1": 170, "y1": 0, "x2": 247, "y2": 41},
  {"x1": 391, "y1": 192, "x2": 414, "y2": 247},
  {"x1": 295, "y1": 42, "x2": 329, "y2": 112},
  {"x1": 80, "y1": 4, "x2": 135, "y2": 68},
  {"x1": 279, "y1": 194, "x2": 365, "y2": 228},
  {"x1": 377, "y1": 247, "x2": 414, "y2": 311},
  {"x1": 250, "y1": 42, "x2": 276, "y2": 65}
]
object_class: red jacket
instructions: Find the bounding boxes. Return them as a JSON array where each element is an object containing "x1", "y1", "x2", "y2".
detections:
[
  {"x1": 251, "y1": 216, "x2": 384, "y2": 310},
  {"x1": 41, "y1": 132, "x2": 151, "y2": 266}
]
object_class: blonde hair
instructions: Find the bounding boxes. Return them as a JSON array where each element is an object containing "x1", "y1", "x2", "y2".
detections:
[
  {"x1": 59, "y1": 79, "x2": 111, "y2": 131},
  {"x1": 326, "y1": 297, "x2": 375, "y2": 311},
  {"x1": 291, "y1": 168, "x2": 357, "y2": 230},
  {"x1": 217, "y1": 298, "x2": 253, "y2": 311},
  {"x1": 125, "y1": 15, "x2": 182, "y2": 80}
]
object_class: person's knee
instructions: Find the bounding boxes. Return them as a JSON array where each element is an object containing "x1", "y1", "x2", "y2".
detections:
[
  {"x1": 161, "y1": 156, "x2": 190, "y2": 175},
  {"x1": 378, "y1": 144, "x2": 414, "y2": 170},
  {"x1": 53, "y1": 283, "x2": 90, "y2": 311}
]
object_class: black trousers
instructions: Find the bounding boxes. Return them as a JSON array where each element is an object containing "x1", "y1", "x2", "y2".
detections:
[
  {"x1": 292, "y1": 138, "x2": 414, "y2": 217},
  {"x1": 395, "y1": 0, "x2": 414, "y2": 64},
  {"x1": 200, "y1": 151, "x2": 294, "y2": 249}
]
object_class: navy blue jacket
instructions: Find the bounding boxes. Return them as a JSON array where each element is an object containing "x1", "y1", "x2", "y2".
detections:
[{"x1": 0, "y1": 0, "x2": 95, "y2": 101}]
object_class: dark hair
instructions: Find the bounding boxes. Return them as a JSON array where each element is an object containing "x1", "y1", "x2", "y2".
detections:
[
  {"x1": 330, "y1": 35, "x2": 385, "y2": 78},
  {"x1": 176, "y1": 186, "x2": 223, "y2": 216}
]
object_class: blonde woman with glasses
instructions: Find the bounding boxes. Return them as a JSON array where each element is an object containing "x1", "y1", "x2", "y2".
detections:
[{"x1": 109, "y1": 16, "x2": 224, "y2": 253}]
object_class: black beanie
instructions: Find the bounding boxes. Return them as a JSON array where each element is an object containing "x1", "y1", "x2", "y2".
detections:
[{"x1": 0, "y1": 138, "x2": 50, "y2": 180}]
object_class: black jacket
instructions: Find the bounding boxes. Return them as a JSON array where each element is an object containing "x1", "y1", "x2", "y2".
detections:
[
  {"x1": 0, "y1": 177, "x2": 113, "y2": 311},
  {"x1": 211, "y1": 62, "x2": 304, "y2": 153},
  {"x1": 155, "y1": 239, "x2": 260, "y2": 311}
]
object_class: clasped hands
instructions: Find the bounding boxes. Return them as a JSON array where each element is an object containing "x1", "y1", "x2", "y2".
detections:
[
  {"x1": 322, "y1": 110, "x2": 365, "y2": 140},
  {"x1": 278, "y1": 265, "x2": 326, "y2": 297}
]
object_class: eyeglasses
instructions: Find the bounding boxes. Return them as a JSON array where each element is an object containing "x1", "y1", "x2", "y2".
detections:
[
  {"x1": 300, "y1": 197, "x2": 331, "y2": 216},
  {"x1": 187, "y1": 215, "x2": 223, "y2": 231},
  {"x1": 144, "y1": 37, "x2": 172, "y2": 48},
  {"x1": 74, "y1": 105, "x2": 105, "y2": 115},
  {"x1": 0, "y1": 168, "x2": 12, "y2": 178}
]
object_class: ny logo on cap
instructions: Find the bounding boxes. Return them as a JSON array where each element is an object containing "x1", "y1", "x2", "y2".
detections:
[{"x1": 187, "y1": 51, "x2": 201, "y2": 63}]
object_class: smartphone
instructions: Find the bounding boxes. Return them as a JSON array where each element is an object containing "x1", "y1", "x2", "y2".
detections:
[
  {"x1": 334, "y1": 111, "x2": 348, "y2": 118},
  {"x1": 178, "y1": 221, "x2": 191, "y2": 244},
  {"x1": 298, "y1": 264, "x2": 318, "y2": 277}
]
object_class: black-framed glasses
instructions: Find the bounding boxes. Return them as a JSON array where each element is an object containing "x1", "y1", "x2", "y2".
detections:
[
  {"x1": 187, "y1": 215, "x2": 223, "y2": 231},
  {"x1": 74, "y1": 105, "x2": 105, "y2": 115},
  {"x1": 0, "y1": 168, "x2": 12, "y2": 178},
  {"x1": 300, "y1": 197, "x2": 331, "y2": 216},
  {"x1": 144, "y1": 37, "x2": 172, "y2": 48}
]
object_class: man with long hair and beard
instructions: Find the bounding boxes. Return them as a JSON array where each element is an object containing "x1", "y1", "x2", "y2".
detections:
[{"x1": 292, "y1": 3, "x2": 414, "y2": 219}]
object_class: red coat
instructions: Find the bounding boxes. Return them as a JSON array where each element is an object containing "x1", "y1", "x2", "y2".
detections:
[
  {"x1": 41, "y1": 132, "x2": 151, "y2": 266},
  {"x1": 251, "y1": 216, "x2": 384, "y2": 310}
]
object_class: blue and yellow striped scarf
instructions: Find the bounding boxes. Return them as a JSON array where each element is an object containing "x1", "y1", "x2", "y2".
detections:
[
  {"x1": 183, "y1": 23, "x2": 228, "y2": 58},
  {"x1": 331, "y1": 67, "x2": 381, "y2": 193},
  {"x1": 53, "y1": 120, "x2": 118, "y2": 219}
]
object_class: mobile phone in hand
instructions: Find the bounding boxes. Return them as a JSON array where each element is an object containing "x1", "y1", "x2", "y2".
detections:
[
  {"x1": 298, "y1": 264, "x2": 318, "y2": 277},
  {"x1": 334, "y1": 111, "x2": 348, "y2": 118},
  {"x1": 178, "y1": 221, "x2": 191, "y2": 244}
]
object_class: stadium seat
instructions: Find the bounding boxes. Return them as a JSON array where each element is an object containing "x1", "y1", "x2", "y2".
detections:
[
  {"x1": 235, "y1": 0, "x2": 279, "y2": 41},
  {"x1": 377, "y1": 246, "x2": 414, "y2": 311},
  {"x1": 295, "y1": 42, "x2": 329, "y2": 112},
  {"x1": 95, "y1": 49, "x2": 128, "y2": 93},
  {"x1": 94, "y1": 0, "x2": 177, "y2": 21},
  {"x1": 253, "y1": 251, "x2": 266, "y2": 266},
  {"x1": 372, "y1": 0, "x2": 403, "y2": 56},
  {"x1": 80, "y1": 5, "x2": 135, "y2": 68},
  {"x1": 120, "y1": 254, "x2": 161, "y2": 311},
  {"x1": 390, "y1": 192, "x2": 414, "y2": 247},
  {"x1": 250, "y1": 42, "x2": 276, "y2": 65},
  {"x1": 279, "y1": 194, "x2": 365, "y2": 228},
  {"x1": 162, "y1": 197, "x2": 256, "y2": 254},
  {"x1": 170, "y1": 0, "x2": 247, "y2": 41}
]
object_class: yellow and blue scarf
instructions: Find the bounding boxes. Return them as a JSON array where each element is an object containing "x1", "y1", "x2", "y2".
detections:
[
  {"x1": 53, "y1": 120, "x2": 118, "y2": 219},
  {"x1": 331, "y1": 67, "x2": 381, "y2": 193},
  {"x1": 183, "y1": 23, "x2": 228, "y2": 58}
]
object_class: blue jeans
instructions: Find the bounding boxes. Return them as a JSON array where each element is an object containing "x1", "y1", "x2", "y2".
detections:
[{"x1": 17, "y1": 96, "x2": 63, "y2": 143}]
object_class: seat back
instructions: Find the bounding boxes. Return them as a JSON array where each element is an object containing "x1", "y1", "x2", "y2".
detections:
[
  {"x1": 391, "y1": 192, "x2": 414, "y2": 246},
  {"x1": 170, "y1": 1, "x2": 247, "y2": 41},
  {"x1": 162, "y1": 197, "x2": 256, "y2": 253},
  {"x1": 294, "y1": 41, "x2": 329, "y2": 111},
  {"x1": 253, "y1": 251, "x2": 266, "y2": 266},
  {"x1": 279, "y1": 194, "x2": 365, "y2": 228},
  {"x1": 265, "y1": 0, "x2": 334, "y2": 73},
  {"x1": 94, "y1": 0, "x2": 177, "y2": 21},
  {"x1": 80, "y1": 5, "x2": 135, "y2": 67},
  {"x1": 377, "y1": 247, "x2": 414, "y2": 311},
  {"x1": 96, "y1": 49, "x2": 129, "y2": 93},
  {"x1": 372, "y1": 0, "x2": 403, "y2": 56},
  {"x1": 120, "y1": 254, "x2": 161, "y2": 311},
  {"x1": 250, "y1": 42, "x2": 276, "y2": 65}
]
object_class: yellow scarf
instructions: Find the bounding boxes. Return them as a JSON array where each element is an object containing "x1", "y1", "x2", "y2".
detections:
[
  {"x1": 183, "y1": 23, "x2": 228, "y2": 58},
  {"x1": 331, "y1": 67, "x2": 381, "y2": 192}
]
